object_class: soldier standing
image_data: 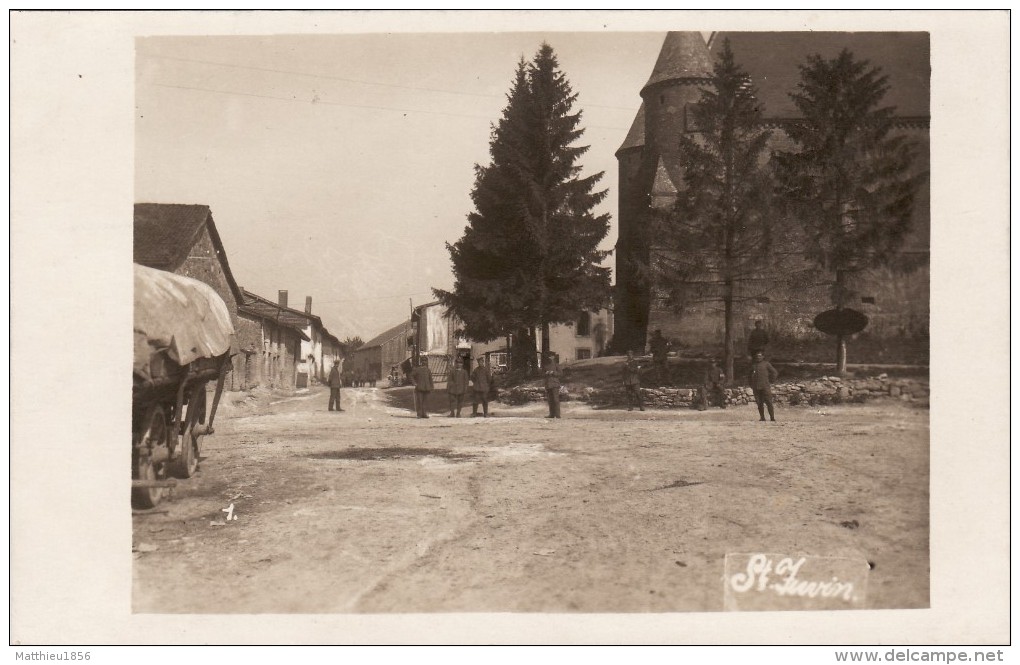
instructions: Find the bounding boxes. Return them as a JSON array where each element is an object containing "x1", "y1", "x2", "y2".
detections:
[
  {"x1": 447, "y1": 358, "x2": 469, "y2": 417},
  {"x1": 470, "y1": 357, "x2": 492, "y2": 418},
  {"x1": 544, "y1": 353, "x2": 562, "y2": 419},
  {"x1": 327, "y1": 360, "x2": 344, "y2": 412},
  {"x1": 411, "y1": 356, "x2": 434, "y2": 418},
  {"x1": 748, "y1": 320, "x2": 770, "y2": 357},
  {"x1": 749, "y1": 351, "x2": 779, "y2": 422},
  {"x1": 648, "y1": 329, "x2": 670, "y2": 384},
  {"x1": 622, "y1": 350, "x2": 645, "y2": 412}
]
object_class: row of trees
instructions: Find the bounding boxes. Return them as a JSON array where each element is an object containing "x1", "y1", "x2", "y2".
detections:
[
  {"x1": 437, "y1": 41, "x2": 924, "y2": 377},
  {"x1": 656, "y1": 40, "x2": 924, "y2": 380}
]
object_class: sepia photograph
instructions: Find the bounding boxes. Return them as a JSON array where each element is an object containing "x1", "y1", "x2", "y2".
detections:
[{"x1": 9, "y1": 9, "x2": 1010, "y2": 648}]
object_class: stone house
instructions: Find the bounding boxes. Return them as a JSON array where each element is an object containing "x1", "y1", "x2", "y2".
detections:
[
  {"x1": 271, "y1": 291, "x2": 344, "y2": 388},
  {"x1": 133, "y1": 203, "x2": 262, "y2": 390},
  {"x1": 237, "y1": 289, "x2": 311, "y2": 390}
]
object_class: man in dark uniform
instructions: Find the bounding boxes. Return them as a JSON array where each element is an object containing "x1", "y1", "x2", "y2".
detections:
[
  {"x1": 470, "y1": 357, "x2": 492, "y2": 418},
  {"x1": 327, "y1": 360, "x2": 344, "y2": 412},
  {"x1": 748, "y1": 319, "x2": 770, "y2": 358},
  {"x1": 410, "y1": 356, "x2": 433, "y2": 418},
  {"x1": 447, "y1": 358, "x2": 469, "y2": 417},
  {"x1": 648, "y1": 329, "x2": 670, "y2": 385},
  {"x1": 749, "y1": 351, "x2": 779, "y2": 422},
  {"x1": 622, "y1": 350, "x2": 645, "y2": 411},
  {"x1": 698, "y1": 360, "x2": 726, "y2": 410},
  {"x1": 544, "y1": 353, "x2": 562, "y2": 418}
]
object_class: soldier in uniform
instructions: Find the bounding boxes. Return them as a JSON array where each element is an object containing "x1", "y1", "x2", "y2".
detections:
[
  {"x1": 544, "y1": 353, "x2": 562, "y2": 419},
  {"x1": 698, "y1": 360, "x2": 727, "y2": 410},
  {"x1": 748, "y1": 319, "x2": 770, "y2": 358},
  {"x1": 622, "y1": 350, "x2": 645, "y2": 412},
  {"x1": 447, "y1": 357, "x2": 469, "y2": 417},
  {"x1": 648, "y1": 329, "x2": 670, "y2": 385},
  {"x1": 749, "y1": 351, "x2": 779, "y2": 422},
  {"x1": 327, "y1": 360, "x2": 345, "y2": 412},
  {"x1": 410, "y1": 356, "x2": 434, "y2": 418},
  {"x1": 470, "y1": 357, "x2": 492, "y2": 418}
]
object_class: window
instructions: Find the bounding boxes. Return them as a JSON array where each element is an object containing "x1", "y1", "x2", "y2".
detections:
[
  {"x1": 576, "y1": 311, "x2": 591, "y2": 337},
  {"x1": 576, "y1": 348, "x2": 592, "y2": 361}
]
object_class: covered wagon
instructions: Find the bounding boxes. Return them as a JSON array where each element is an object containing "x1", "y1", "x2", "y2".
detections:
[{"x1": 133, "y1": 264, "x2": 234, "y2": 508}]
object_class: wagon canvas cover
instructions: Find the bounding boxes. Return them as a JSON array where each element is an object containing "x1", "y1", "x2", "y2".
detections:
[{"x1": 134, "y1": 263, "x2": 235, "y2": 380}]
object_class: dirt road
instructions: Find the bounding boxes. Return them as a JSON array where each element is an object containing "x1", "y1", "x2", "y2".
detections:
[{"x1": 132, "y1": 386, "x2": 928, "y2": 613}]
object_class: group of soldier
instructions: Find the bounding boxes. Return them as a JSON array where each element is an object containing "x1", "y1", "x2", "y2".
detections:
[
  {"x1": 327, "y1": 320, "x2": 779, "y2": 422},
  {"x1": 405, "y1": 353, "x2": 563, "y2": 420},
  {"x1": 631, "y1": 321, "x2": 780, "y2": 422},
  {"x1": 410, "y1": 356, "x2": 496, "y2": 419}
]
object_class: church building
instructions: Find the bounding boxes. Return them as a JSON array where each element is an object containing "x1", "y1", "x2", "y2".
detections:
[{"x1": 614, "y1": 31, "x2": 930, "y2": 361}]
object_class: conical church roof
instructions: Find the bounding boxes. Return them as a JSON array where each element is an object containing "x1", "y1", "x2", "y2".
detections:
[
  {"x1": 642, "y1": 31, "x2": 713, "y2": 92},
  {"x1": 616, "y1": 103, "x2": 645, "y2": 155}
]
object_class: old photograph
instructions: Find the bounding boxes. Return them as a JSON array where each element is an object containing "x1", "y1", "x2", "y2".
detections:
[{"x1": 10, "y1": 10, "x2": 1010, "y2": 647}]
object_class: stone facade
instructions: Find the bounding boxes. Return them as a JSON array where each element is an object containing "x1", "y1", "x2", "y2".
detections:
[{"x1": 614, "y1": 32, "x2": 930, "y2": 361}]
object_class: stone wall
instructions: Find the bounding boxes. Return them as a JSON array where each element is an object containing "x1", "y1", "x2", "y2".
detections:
[{"x1": 497, "y1": 374, "x2": 929, "y2": 409}]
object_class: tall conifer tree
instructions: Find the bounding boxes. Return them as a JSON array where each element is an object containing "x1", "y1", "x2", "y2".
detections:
[
  {"x1": 652, "y1": 40, "x2": 782, "y2": 382},
  {"x1": 435, "y1": 44, "x2": 611, "y2": 363},
  {"x1": 775, "y1": 48, "x2": 924, "y2": 373}
]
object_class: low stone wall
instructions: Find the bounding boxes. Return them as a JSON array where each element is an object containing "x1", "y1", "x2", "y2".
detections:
[{"x1": 497, "y1": 374, "x2": 929, "y2": 409}]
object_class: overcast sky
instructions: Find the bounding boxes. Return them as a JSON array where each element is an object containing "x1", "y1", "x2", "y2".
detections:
[{"x1": 135, "y1": 31, "x2": 689, "y2": 340}]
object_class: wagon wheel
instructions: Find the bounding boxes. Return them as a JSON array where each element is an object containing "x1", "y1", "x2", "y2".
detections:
[
  {"x1": 171, "y1": 387, "x2": 204, "y2": 479},
  {"x1": 132, "y1": 405, "x2": 169, "y2": 509}
]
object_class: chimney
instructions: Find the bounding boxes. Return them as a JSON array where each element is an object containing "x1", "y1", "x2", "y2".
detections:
[
  {"x1": 305, "y1": 296, "x2": 312, "y2": 314},
  {"x1": 278, "y1": 290, "x2": 288, "y2": 308}
]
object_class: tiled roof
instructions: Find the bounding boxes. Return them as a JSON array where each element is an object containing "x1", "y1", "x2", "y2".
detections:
[
  {"x1": 714, "y1": 32, "x2": 930, "y2": 118},
  {"x1": 133, "y1": 203, "x2": 210, "y2": 271},
  {"x1": 642, "y1": 31, "x2": 713, "y2": 92},
  {"x1": 133, "y1": 203, "x2": 244, "y2": 306},
  {"x1": 238, "y1": 290, "x2": 312, "y2": 341},
  {"x1": 360, "y1": 319, "x2": 412, "y2": 351}
]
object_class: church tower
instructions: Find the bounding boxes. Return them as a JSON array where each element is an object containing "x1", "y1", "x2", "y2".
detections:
[{"x1": 614, "y1": 31, "x2": 713, "y2": 353}]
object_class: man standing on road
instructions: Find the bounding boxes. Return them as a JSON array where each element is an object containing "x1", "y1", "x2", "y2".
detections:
[
  {"x1": 648, "y1": 329, "x2": 670, "y2": 385},
  {"x1": 327, "y1": 360, "x2": 345, "y2": 412},
  {"x1": 447, "y1": 358, "x2": 469, "y2": 417},
  {"x1": 622, "y1": 350, "x2": 645, "y2": 412},
  {"x1": 749, "y1": 351, "x2": 779, "y2": 422},
  {"x1": 411, "y1": 356, "x2": 434, "y2": 418},
  {"x1": 470, "y1": 357, "x2": 492, "y2": 418},
  {"x1": 544, "y1": 353, "x2": 562, "y2": 419}
]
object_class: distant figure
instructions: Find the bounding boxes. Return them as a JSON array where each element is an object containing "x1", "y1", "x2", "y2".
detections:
[
  {"x1": 354, "y1": 368, "x2": 363, "y2": 388},
  {"x1": 447, "y1": 358, "x2": 469, "y2": 418},
  {"x1": 470, "y1": 357, "x2": 492, "y2": 418},
  {"x1": 544, "y1": 353, "x2": 562, "y2": 419},
  {"x1": 748, "y1": 320, "x2": 770, "y2": 357},
  {"x1": 648, "y1": 329, "x2": 670, "y2": 384},
  {"x1": 410, "y1": 357, "x2": 433, "y2": 418},
  {"x1": 622, "y1": 350, "x2": 645, "y2": 412},
  {"x1": 698, "y1": 360, "x2": 726, "y2": 411},
  {"x1": 327, "y1": 360, "x2": 344, "y2": 412},
  {"x1": 749, "y1": 351, "x2": 779, "y2": 422}
]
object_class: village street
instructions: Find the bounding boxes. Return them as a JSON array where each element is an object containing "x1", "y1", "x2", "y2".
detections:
[{"x1": 132, "y1": 387, "x2": 928, "y2": 614}]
